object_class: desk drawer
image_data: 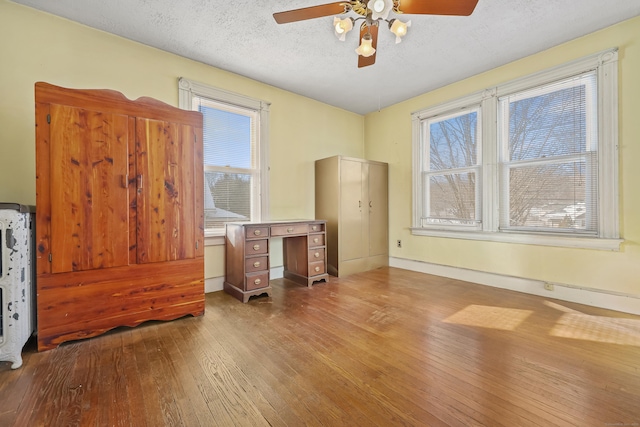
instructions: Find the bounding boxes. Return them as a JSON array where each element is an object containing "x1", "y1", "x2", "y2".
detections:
[
  {"x1": 309, "y1": 234, "x2": 325, "y2": 247},
  {"x1": 245, "y1": 256, "x2": 268, "y2": 273},
  {"x1": 309, "y1": 248, "x2": 325, "y2": 261},
  {"x1": 308, "y1": 260, "x2": 326, "y2": 277},
  {"x1": 246, "y1": 272, "x2": 269, "y2": 291},
  {"x1": 246, "y1": 226, "x2": 269, "y2": 239},
  {"x1": 271, "y1": 224, "x2": 309, "y2": 237},
  {"x1": 245, "y1": 239, "x2": 268, "y2": 255},
  {"x1": 309, "y1": 223, "x2": 325, "y2": 233}
]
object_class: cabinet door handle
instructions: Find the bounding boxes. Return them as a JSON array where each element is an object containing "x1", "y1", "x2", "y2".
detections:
[
  {"x1": 359, "y1": 200, "x2": 362, "y2": 208},
  {"x1": 254, "y1": 278, "x2": 261, "y2": 285},
  {"x1": 287, "y1": 227, "x2": 294, "y2": 233},
  {"x1": 254, "y1": 229, "x2": 261, "y2": 236},
  {"x1": 253, "y1": 261, "x2": 261, "y2": 268},
  {"x1": 137, "y1": 174, "x2": 143, "y2": 189},
  {"x1": 314, "y1": 266, "x2": 320, "y2": 272},
  {"x1": 253, "y1": 244, "x2": 260, "y2": 251},
  {"x1": 314, "y1": 252, "x2": 320, "y2": 258},
  {"x1": 369, "y1": 201, "x2": 372, "y2": 208}
]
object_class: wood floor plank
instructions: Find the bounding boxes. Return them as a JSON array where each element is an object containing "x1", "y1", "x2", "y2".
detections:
[
  {"x1": 120, "y1": 328, "x2": 152, "y2": 427},
  {"x1": 2, "y1": 267, "x2": 639, "y2": 426},
  {"x1": 141, "y1": 323, "x2": 189, "y2": 426}
]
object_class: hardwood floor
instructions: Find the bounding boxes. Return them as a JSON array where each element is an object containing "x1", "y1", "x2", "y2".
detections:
[{"x1": 1, "y1": 267, "x2": 639, "y2": 426}]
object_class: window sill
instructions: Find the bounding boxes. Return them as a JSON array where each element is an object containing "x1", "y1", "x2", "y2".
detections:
[
  {"x1": 205, "y1": 234, "x2": 225, "y2": 246},
  {"x1": 410, "y1": 228, "x2": 623, "y2": 251}
]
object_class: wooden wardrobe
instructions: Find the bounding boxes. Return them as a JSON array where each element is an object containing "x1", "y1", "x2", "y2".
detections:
[
  {"x1": 34, "y1": 82, "x2": 205, "y2": 351},
  {"x1": 315, "y1": 156, "x2": 388, "y2": 277}
]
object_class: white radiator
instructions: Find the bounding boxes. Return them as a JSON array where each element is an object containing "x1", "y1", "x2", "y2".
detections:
[{"x1": 0, "y1": 203, "x2": 35, "y2": 369}]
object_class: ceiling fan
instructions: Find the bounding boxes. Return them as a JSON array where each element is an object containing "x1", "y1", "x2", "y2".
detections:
[{"x1": 274, "y1": 0, "x2": 479, "y2": 68}]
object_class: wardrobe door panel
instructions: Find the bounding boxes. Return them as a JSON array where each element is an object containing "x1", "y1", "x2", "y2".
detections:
[
  {"x1": 136, "y1": 118, "x2": 197, "y2": 263},
  {"x1": 339, "y1": 159, "x2": 365, "y2": 261},
  {"x1": 49, "y1": 105, "x2": 130, "y2": 273},
  {"x1": 368, "y1": 162, "x2": 389, "y2": 257}
]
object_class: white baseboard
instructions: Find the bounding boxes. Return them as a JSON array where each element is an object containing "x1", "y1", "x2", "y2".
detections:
[
  {"x1": 205, "y1": 277, "x2": 224, "y2": 293},
  {"x1": 271, "y1": 266, "x2": 284, "y2": 279},
  {"x1": 205, "y1": 266, "x2": 284, "y2": 294},
  {"x1": 389, "y1": 257, "x2": 640, "y2": 316}
]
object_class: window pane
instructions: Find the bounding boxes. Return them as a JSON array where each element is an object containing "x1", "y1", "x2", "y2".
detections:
[
  {"x1": 204, "y1": 170, "x2": 251, "y2": 229},
  {"x1": 200, "y1": 106, "x2": 251, "y2": 168},
  {"x1": 506, "y1": 73, "x2": 597, "y2": 161},
  {"x1": 506, "y1": 159, "x2": 597, "y2": 232},
  {"x1": 198, "y1": 103, "x2": 255, "y2": 169},
  {"x1": 429, "y1": 111, "x2": 478, "y2": 170},
  {"x1": 425, "y1": 172, "x2": 477, "y2": 225}
]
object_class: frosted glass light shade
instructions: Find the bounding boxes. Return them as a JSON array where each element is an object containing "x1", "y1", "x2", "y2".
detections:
[
  {"x1": 333, "y1": 17, "x2": 354, "y2": 41},
  {"x1": 367, "y1": 0, "x2": 393, "y2": 20},
  {"x1": 389, "y1": 19, "x2": 411, "y2": 43},
  {"x1": 355, "y1": 35, "x2": 376, "y2": 57}
]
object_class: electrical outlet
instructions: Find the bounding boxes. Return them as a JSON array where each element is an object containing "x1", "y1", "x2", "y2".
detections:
[
  {"x1": 397, "y1": 239, "x2": 402, "y2": 248},
  {"x1": 544, "y1": 283, "x2": 554, "y2": 291}
]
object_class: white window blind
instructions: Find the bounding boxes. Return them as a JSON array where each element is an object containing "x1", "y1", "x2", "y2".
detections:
[{"x1": 498, "y1": 72, "x2": 598, "y2": 234}]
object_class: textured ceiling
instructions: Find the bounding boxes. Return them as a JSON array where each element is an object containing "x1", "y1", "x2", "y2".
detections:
[{"x1": 11, "y1": 0, "x2": 640, "y2": 115}]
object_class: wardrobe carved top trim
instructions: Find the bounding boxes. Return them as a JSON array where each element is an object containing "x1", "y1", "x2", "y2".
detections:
[{"x1": 35, "y1": 82, "x2": 202, "y2": 127}]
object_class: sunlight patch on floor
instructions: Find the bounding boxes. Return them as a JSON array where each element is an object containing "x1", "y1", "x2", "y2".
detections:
[
  {"x1": 443, "y1": 305, "x2": 533, "y2": 330},
  {"x1": 550, "y1": 313, "x2": 640, "y2": 346}
]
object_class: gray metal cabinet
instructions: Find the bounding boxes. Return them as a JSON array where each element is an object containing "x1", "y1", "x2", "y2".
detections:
[{"x1": 315, "y1": 156, "x2": 388, "y2": 277}]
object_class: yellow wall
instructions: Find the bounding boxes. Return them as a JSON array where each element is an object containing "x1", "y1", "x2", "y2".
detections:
[
  {"x1": 3, "y1": 1, "x2": 639, "y2": 298},
  {"x1": 0, "y1": 1, "x2": 364, "y2": 280},
  {"x1": 365, "y1": 16, "x2": 640, "y2": 297}
]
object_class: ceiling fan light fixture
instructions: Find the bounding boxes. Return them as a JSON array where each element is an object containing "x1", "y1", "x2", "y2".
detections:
[
  {"x1": 389, "y1": 19, "x2": 411, "y2": 43},
  {"x1": 355, "y1": 33, "x2": 376, "y2": 57},
  {"x1": 273, "y1": 0, "x2": 480, "y2": 68},
  {"x1": 333, "y1": 16, "x2": 354, "y2": 41},
  {"x1": 367, "y1": 0, "x2": 393, "y2": 20}
]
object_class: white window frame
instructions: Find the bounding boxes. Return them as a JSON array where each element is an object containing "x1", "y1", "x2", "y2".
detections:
[
  {"x1": 411, "y1": 48, "x2": 622, "y2": 251},
  {"x1": 178, "y1": 77, "x2": 270, "y2": 242}
]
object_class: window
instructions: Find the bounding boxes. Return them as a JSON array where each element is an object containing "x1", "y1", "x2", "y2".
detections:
[
  {"x1": 412, "y1": 49, "x2": 621, "y2": 250},
  {"x1": 499, "y1": 73, "x2": 597, "y2": 234},
  {"x1": 179, "y1": 78, "x2": 270, "y2": 236},
  {"x1": 421, "y1": 107, "x2": 482, "y2": 229}
]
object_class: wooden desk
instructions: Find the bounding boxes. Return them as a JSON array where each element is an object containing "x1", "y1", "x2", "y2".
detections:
[{"x1": 224, "y1": 220, "x2": 329, "y2": 303}]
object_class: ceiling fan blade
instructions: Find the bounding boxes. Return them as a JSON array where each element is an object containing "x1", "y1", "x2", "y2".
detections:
[
  {"x1": 273, "y1": 2, "x2": 348, "y2": 24},
  {"x1": 357, "y1": 24, "x2": 378, "y2": 68},
  {"x1": 397, "y1": 0, "x2": 479, "y2": 16}
]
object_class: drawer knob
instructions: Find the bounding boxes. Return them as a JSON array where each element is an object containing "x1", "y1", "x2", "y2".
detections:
[
  {"x1": 312, "y1": 226, "x2": 317, "y2": 231},
  {"x1": 314, "y1": 266, "x2": 320, "y2": 272},
  {"x1": 287, "y1": 227, "x2": 294, "y2": 233},
  {"x1": 253, "y1": 261, "x2": 261, "y2": 268},
  {"x1": 254, "y1": 229, "x2": 261, "y2": 236},
  {"x1": 313, "y1": 238, "x2": 319, "y2": 243},
  {"x1": 253, "y1": 244, "x2": 260, "y2": 251},
  {"x1": 254, "y1": 278, "x2": 261, "y2": 285},
  {"x1": 314, "y1": 252, "x2": 320, "y2": 258}
]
